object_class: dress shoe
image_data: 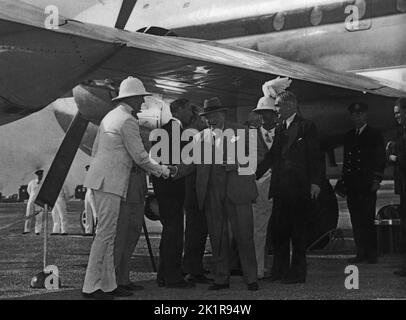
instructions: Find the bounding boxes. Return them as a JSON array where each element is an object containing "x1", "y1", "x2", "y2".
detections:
[
  {"x1": 208, "y1": 283, "x2": 230, "y2": 291},
  {"x1": 22, "y1": 231, "x2": 30, "y2": 235},
  {"x1": 82, "y1": 290, "x2": 114, "y2": 300},
  {"x1": 35, "y1": 233, "x2": 40, "y2": 235},
  {"x1": 185, "y1": 273, "x2": 212, "y2": 284},
  {"x1": 394, "y1": 269, "x2": 406, "y2": 277},
  {"x1": 120, "y1": 283, "x2": 144, "y2": 291},
  {"x1": 347, "y1": 256, "x2": 366, "y2": 264},
  {"x1": 110, "y1": 287, "x2": 133, "y2": 297},
  {"x1": 61, "y1": 233, "x2": 68, "y2": 236},
  {"x1": 166, "y1": 280, "x2": 195, "y2": 289},
  {"x1": 51, "y1": 233, "x2": 59, "y2": 236},
  {"x1": 83, "y1": 233, "x2": 94, "y2": 237},
  {"x1": 247, "y1": 282, "x2": 258, "y2": 291},
  {"x1": 281, "y1": 277, "x2": 305, "y2": 284}
]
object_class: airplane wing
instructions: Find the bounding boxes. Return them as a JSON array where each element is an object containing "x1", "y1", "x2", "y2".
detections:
[{"x1": 1, "y1": 0, "x2": 405, "y2": 126}]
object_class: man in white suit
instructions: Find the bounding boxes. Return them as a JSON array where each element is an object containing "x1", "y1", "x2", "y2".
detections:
[
  {"x1": 251, "y1": 99, "x2": 278, "y2": 279},
  {"x1": 23, "y1": 169, "x2": 44, "y2": 235},
  {"x1": 82, "y1": 76, "x2": 170, "y2": 300}
]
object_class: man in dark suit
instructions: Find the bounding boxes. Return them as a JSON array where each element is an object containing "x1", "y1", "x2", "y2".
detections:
[
  {"x1": 172, "y1": 97, "x2": 259, "y2": 291},
  {"x1": 151, "y1": 98, "x2": 195, "y2": 289},
  {"x1": 182, "y1": 105, "x2": 211, "y2": 284},
  {"x1": 342, "y1": 102, "x2": 386, "y2": 264},
  {"x1": 257, "y1": 91, "x2": 321, "y2": 284}
]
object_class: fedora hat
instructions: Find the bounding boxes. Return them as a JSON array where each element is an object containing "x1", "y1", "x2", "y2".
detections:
[
  {"x1": 112, "y1": 76, "x2": 151, "y2": 101},
  {"x1": 200, "y1": 97, "x2": 228, "y2": 116},
  {"x1": 253, "y1": 96, "x2": 277, "y2": 113}
]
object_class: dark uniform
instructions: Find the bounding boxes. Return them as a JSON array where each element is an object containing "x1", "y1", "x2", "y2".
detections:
[
  {"x1": 342, "y1": 118, "x2": 385, "y2": 262},
  {"x1": 257, "y1": 114, "x2": 321, "y2": 282},
  {"x1": 391, "y1": 124, "x2": 406, "y2": 251}
]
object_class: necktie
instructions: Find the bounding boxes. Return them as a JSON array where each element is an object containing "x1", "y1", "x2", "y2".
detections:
[{"x1": 265, "y1": 131, "x2": 272, "y2": 144}]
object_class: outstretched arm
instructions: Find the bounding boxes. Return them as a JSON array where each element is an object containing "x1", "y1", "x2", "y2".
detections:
[{"x1": 121, "y1": 118, "x2": 165, "y2": 177}]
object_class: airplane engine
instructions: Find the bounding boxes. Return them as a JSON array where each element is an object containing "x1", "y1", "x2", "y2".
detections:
[{"x1": 73, "y1": 82, "x2": 116, "y2": 124}]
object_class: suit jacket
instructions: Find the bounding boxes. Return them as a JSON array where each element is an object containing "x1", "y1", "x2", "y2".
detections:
[
  {"x1": 177, "y1": 121, "x2": 258, "y2": 210},
  {"x1": 151, "y1": 119, "x2": 186, "y2": 198},
  {"x1": 257, "y1": 115, "x2": 321, "y2": 198},
  {"x1": 342, "y1": 125, "x2": 385, "y2": 192},
  {"x1": 84, "y1": 103, "x2": 162, "y2": 198}
]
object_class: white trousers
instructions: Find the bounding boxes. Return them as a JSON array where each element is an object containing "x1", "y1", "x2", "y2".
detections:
[
  {"x1": 52, "y1": 198, "x2": 68, "y2": 234},
  {"x1": 82, "y1": 190, "x2": 121, "y2": 294},
  {"x1": 252, "y1": 170, "x2": 273, "y2": 279},
  {"x1": 24, "y1": 199, "x2": 43, "y2": 234},
  {"x1": 84, "y1": 189, "x2": 97, "y2": 234}
]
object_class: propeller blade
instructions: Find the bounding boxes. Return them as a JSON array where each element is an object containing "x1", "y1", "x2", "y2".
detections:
[
  {"x1": 115, "y1": 0, "x2": 138, "y2": 30},
  {"x1": 35, "y1": 112, "x2": 89, "y2": 208}
]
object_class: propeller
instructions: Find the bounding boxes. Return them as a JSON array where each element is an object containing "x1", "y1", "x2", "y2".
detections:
[
  {"x1": 35, "y1": 113, "x2": 89, "y2": 208},
  {"x1": 35, "y1": 0, "x2": 138, "y2": 208}
]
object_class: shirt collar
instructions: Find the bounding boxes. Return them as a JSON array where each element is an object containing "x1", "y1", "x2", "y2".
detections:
[
  {"x1": 210, "y1": 125, "x2": 225, "y2": 134},
  {"x1": 118, "y1": 102, "x2": 133, "y2": 114},
  {"x1": 286, "y1": 113, "x2": 296, "y2": 129},
  {"x1": 261, "y1": 126, "x2": 275, "y2": 134},
  {"x1": 171, "y1": 117, "x2": 183, "y2": 129}
]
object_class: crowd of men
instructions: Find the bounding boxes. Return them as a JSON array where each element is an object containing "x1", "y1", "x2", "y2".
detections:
[{"x1": 23, "y1": 74, "x2": 404, "y2": 300}]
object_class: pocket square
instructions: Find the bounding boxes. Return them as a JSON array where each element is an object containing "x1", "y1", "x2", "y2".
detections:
[{"x1": 230, "y1": 135, "x2": 240, "y2": 143}]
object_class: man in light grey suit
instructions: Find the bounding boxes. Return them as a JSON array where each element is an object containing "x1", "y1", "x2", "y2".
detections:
[{"x1": 82, "y1": 76, "x2": 170, "y2": 300}]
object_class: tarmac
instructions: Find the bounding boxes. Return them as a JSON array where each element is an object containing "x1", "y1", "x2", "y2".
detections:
[{"x1": 0, "y1": 188, "x2": 405, "y2": 300}]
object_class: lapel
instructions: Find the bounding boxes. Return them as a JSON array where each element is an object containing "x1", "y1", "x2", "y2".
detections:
[{"x1": 286, "y1": 115, "x2": 301, "y2": 150}]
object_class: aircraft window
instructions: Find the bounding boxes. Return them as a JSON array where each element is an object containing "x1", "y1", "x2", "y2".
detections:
[
  {"x1": 143, "y1": 3, "x2": 150, "y2": 9},
  {"x1": 397, "y1": 0, "x2": 406, "y2": 12},
  {"x1": 273, "y1": 12, "x2": 285, "y2": 31},
  {"x1": 310, "y1": 6, "x2": 323, "y2": 26},
  {"x1": 183, "y1": 2, "x2": 190, "y2": 8}
]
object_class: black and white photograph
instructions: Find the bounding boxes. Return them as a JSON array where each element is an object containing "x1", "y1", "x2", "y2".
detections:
[{"x1": 0, "y1": 0, "x2": 405, "y2": 306}]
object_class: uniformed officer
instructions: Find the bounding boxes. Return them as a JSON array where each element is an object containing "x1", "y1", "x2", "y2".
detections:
[
  {"x1": 342, "y1": 102, "x2": 386, "y2": 264},
  {"x1": 23, "y1": 169, "x2": 44, "y2": 235},
  {"x1": 388, "y1": 97, "x2": 406, "y2": 276}
]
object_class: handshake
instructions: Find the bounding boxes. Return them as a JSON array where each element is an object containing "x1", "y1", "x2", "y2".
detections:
[{"x1": 161, "y1": 165, "x2": 178, "y2": 179}]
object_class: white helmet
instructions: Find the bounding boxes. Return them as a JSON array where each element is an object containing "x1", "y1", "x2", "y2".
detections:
[{"x1": 112, "y1": 76, "x2": 151, "y2": 101}]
